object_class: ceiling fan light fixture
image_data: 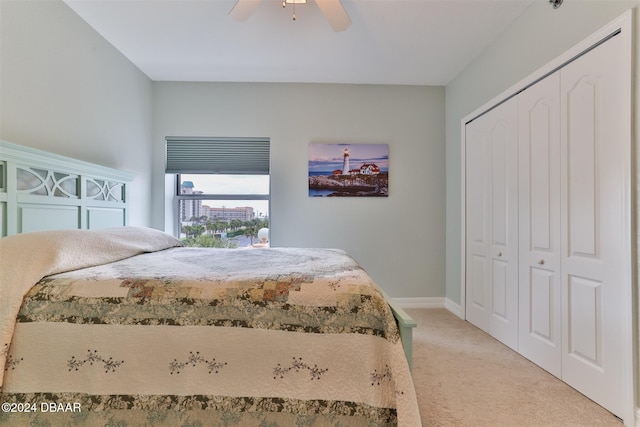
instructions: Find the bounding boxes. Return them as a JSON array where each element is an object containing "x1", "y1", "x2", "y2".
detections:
[
  {"x1": 282, "y1": 0, "x2": 306, "y2": 21},
  {"x1": 231, "y1": 0, "x2": 351, "y2": 32}
]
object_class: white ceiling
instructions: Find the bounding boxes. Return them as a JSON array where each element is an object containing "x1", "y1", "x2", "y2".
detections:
[{"x1": 63, "y1": 0, "x2": 536, "y2": 86}]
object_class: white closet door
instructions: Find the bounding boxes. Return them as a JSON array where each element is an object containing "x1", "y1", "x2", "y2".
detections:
[
  {"x1": 465, "y1": 112, "x2": 491, "y2": 332},
  {"x1": 487, "y1": 99, "x2": 519, "y2": 350},
  {"x1": 560, "y1": 31, "x2": 631, "y2": 419},
  {"x1": 517, "y1": 72, "x2": 562, "y2": 377},
  {"x1": 466, "y1": 98, "x2": 519, "y2": 350}
]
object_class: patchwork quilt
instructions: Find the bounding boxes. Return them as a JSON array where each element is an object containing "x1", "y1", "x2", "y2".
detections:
[{"x1": 0, "y1": 227, "x2": 420, "y2": 426}]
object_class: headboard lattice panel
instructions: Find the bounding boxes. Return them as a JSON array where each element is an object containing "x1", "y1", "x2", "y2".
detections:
[
  {"x1": 17, "y1": 167, "x2": 79, "y2": 198},
  {"x1": 0, "y1": 140, "x2": 135, "y2": 236}
]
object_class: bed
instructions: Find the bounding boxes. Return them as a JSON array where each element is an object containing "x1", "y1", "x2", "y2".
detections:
[{"x1": 0, "y1": 140, "x2": 420, "y2": 426}]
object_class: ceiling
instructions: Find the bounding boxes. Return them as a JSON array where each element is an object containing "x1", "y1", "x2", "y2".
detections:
[{"x1": 63, "y1": 0, "x2": 536, "y2": 86}]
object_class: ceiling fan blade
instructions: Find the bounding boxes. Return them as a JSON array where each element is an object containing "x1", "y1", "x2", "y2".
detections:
[
  {"x1": 229, "y1": 0, "x2": 262, "y2": 21},
  {"x1": 315, "y1": 0, "x2": 351, "y2": 32}
]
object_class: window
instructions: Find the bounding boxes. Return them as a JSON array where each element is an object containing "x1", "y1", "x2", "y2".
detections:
[{"x1": 166, "y1": 137, "x2": 270, "y2": 248}]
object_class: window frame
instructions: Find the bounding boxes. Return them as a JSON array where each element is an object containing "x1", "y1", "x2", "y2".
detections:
[
  {"x1": 165, "y1": 136, "x2": 271, "y2": 243},
  {"x1": 173, "y1": 173, "x2": 271, "y2": 243}
]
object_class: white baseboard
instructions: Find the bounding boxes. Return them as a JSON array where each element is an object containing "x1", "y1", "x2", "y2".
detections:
[
  {"x1": 445, "y1": 298, "x2": 464, "y2": 319},
  {"x1": 392, "y1": 297, "x2": 465, "y2": 319},
  {"x1": 392, "y1": 297, "x2": 445, "y2": 309}
]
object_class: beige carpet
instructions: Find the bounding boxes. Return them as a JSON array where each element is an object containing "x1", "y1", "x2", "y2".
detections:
[{"x1": 405, "y1": 308, "x2": 623, "y2": 427}]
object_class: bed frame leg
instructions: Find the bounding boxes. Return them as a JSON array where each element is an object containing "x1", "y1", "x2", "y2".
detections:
[{"x1": 380, "y1": 289, "x2": 417, "y2": 372}]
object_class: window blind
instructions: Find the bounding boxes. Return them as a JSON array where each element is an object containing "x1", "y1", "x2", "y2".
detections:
[{"x1": 165, "y1": 137, "x2": 270, "y2": 174}]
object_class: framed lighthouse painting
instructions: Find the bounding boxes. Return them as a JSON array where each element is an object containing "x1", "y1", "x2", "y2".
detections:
[{"x1": 308, "y1": 143, "x2": 389, "y2": 197}]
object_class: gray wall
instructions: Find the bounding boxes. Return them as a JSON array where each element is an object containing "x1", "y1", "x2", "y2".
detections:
[
  {"x1": 0, "y1": 0, "x2": 154, "y2": 227},
  {"x1": 153, "y1": 82, "x2": 445, "y2": 297},
  {"x1": 445, "y1": 0, "x2": 639, "y2": 307}
]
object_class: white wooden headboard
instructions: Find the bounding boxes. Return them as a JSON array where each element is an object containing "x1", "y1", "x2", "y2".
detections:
[{"x1": 0, "y1": 140, "x2": 134, "y2": 237}]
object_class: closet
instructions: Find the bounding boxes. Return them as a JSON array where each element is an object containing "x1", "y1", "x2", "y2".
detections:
[{"x1": 464, "y1": 13, "x2": 632, "y2": 421}]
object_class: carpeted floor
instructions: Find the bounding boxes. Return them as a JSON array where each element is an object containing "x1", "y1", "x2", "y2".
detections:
[{"x1": 405, "y1": 308, "x2": 623, "y2": 427}]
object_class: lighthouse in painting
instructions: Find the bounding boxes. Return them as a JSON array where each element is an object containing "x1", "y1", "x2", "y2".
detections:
[{"x1": 342, "y1": 148, "x2": 350, "y2": 175}]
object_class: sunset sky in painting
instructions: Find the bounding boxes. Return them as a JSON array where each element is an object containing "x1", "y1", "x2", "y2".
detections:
[{"x1": 308, "y1": 143, "x2": 389, "y2": 174}]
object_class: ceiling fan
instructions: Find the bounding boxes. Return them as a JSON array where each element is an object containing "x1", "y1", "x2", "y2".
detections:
[{"x1": 229, "y1": 0, "x2": 352, "y2": 32}]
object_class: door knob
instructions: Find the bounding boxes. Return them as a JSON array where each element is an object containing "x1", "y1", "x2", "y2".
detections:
[{"x1": 538, "y1": 259, "x2": 545, "y2": 265}]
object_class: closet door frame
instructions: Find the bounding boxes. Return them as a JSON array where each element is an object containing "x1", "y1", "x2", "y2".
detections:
[{"x1": 459, "y1": 10, "x2": 634, "y2": 425}]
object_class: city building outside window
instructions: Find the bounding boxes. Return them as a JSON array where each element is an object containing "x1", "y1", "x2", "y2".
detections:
[{"x1": 176, "y1": 174, "x2": 269, "y2": 248}]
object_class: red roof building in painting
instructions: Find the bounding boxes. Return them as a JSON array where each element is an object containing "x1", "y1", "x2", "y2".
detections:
[{"x1": 359, "y1": 163, "x2": 380, "y2": 175}]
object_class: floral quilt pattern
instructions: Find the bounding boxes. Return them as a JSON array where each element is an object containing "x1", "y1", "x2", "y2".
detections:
[{"x1": 1, "y1": 247, "x2": 419, "y2": 426}]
